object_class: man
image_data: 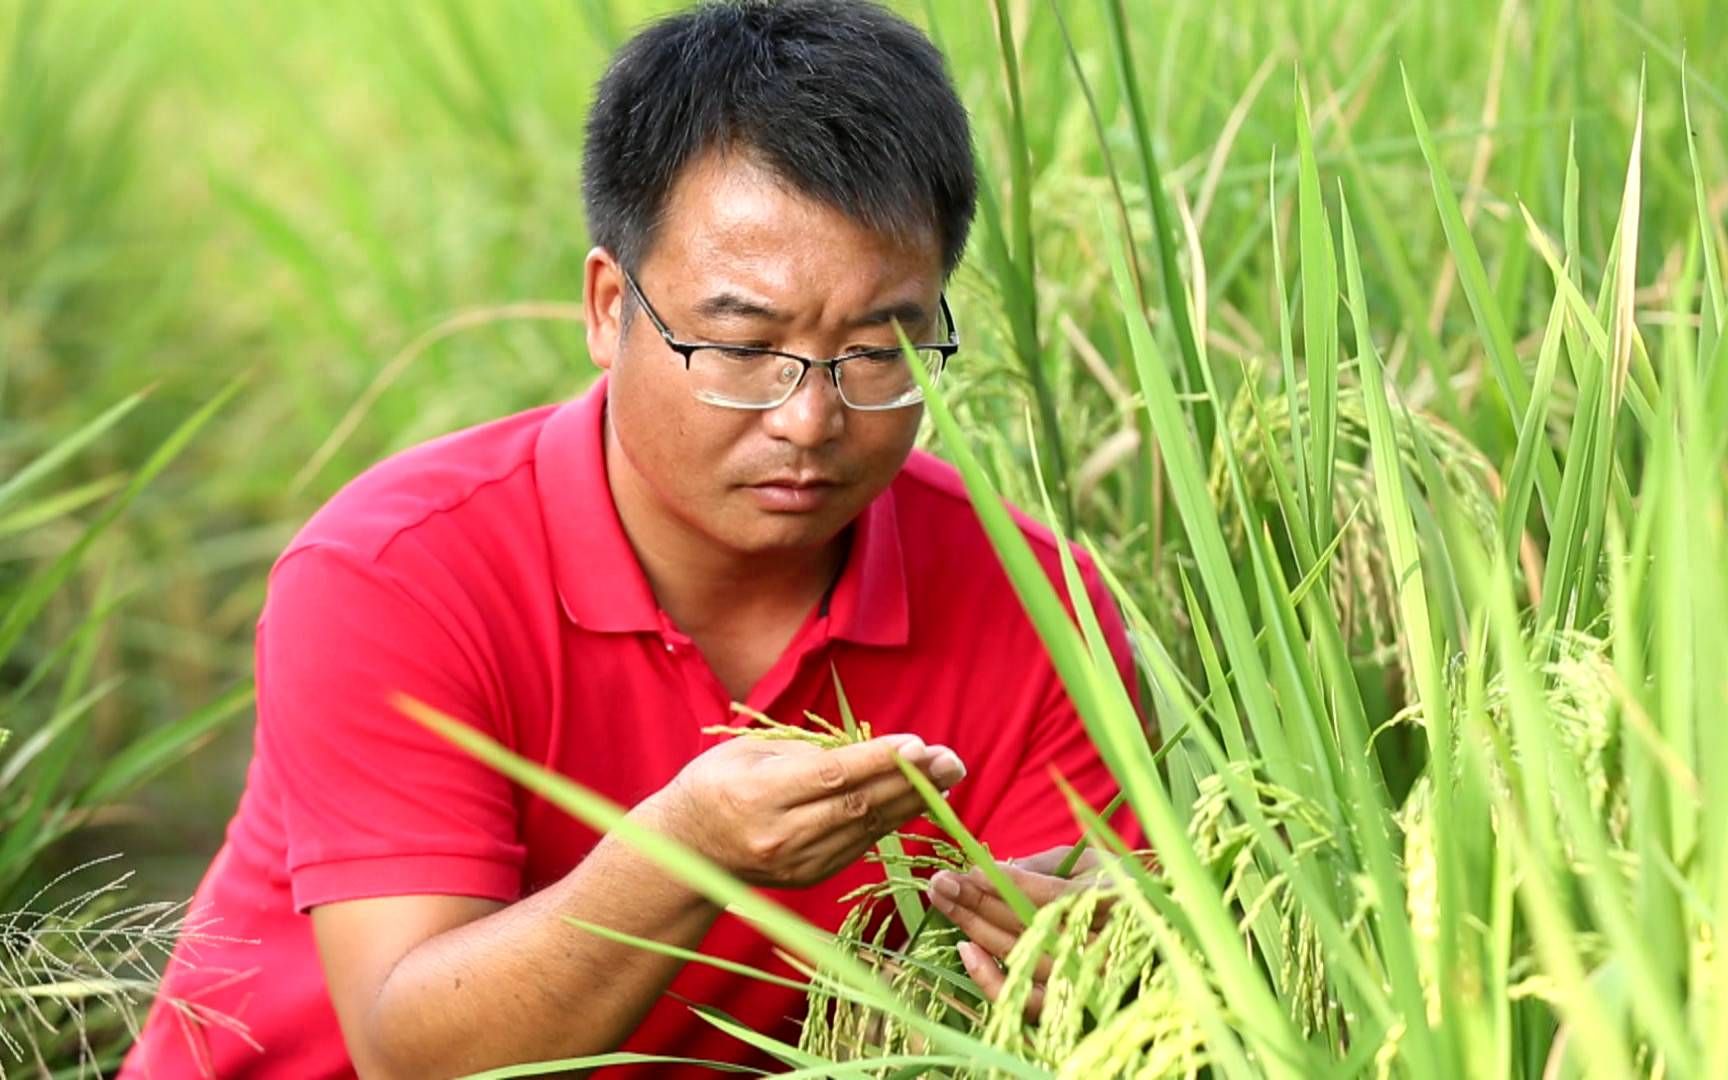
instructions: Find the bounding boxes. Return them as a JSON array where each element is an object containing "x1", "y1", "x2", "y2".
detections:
[{"x1": 122, "y1": 2, "x2": 1136, "y2": 1076}]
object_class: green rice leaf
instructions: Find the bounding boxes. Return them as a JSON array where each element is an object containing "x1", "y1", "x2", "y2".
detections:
[
  {"x1": 1402, "y1": 67, "x2": 1560, "y2": 508},
  {"x1": 1102, "y1": 0, "x2": 1211, "y2": 456},
  {"x1": 1268, "y1": 152, "x2": 1314, "y2": 546},
  {"x1": 687, "y1": 1003, "x2": 823, "y2": 1069},
  {"x1": 1340, "y1": 192, "x2": 1453, "y2": 1075},
  {"x1": 463, "y1": 1053, "x2": 766, "y2": 1078},
  {"x1": 1295, "y1": 78, "x2": 1340, "y2": 543},
  {"x1": 579, "y1": 917, "x2": 811, "y2": 994},
  {"x1": 1499, "y1": 287, "x2": 1568, "y2": 557}
]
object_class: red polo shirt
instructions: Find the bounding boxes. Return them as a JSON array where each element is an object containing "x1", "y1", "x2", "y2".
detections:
[{"x1": 121, "y1": 376, "x2": 1136, "y2": 1078}]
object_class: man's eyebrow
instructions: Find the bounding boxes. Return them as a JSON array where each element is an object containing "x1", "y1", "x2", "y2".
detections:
[
  {"x1": 692, "y1": 292, "x2": 786, "y2": 322},
  {"x1": 850, "y1": 301, "x2": 931, "y2": 330},
  {"x1": 689, "y1": 293, "x2": 932, "y2": 330}
]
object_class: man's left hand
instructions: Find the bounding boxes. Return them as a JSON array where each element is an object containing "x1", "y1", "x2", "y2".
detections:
[{"x1": 925, "y1": 844, "x2": 1107, "y2": 1017}]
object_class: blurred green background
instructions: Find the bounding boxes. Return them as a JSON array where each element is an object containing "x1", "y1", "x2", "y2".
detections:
[{"x1": 2, "y1": 0, "x2": 1723, "y2": 988}]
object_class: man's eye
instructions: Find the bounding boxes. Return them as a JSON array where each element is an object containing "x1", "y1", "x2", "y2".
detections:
[{"x1": 712, "y1": 346, "x2": 775, "y2": 360}]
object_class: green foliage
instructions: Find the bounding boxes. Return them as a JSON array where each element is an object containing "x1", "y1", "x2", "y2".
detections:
[
  {"x1": 412, "y1": 15, "x2": 1726, "y2": 1079},
  {"x1": 1, "y1": 30, "x2": 250, "y2": 1048},
  {"x1": 0, "y1": 381, "x2": 248, "y2": 1070},
  {"x1": 11, "y1": 0, "x2": 1728, "y2": 1074}
]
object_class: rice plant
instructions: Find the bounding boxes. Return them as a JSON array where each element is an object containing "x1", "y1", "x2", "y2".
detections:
[
  {"x1": 0, "y1": 856, "x2": 221, "y2": 1078},
  {"x1": 405, "y1": 41, "x2": 1728, "y2": 1078},
  {"x1": 9, "y1": 0, "x2": 1728, "y2": 1075},
  {"x1": 0, "y1": 381, "x2": 248, "y2": 1073}
]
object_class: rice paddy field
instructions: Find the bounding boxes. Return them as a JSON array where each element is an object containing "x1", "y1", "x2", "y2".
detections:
[{"x1": 4, "y1": 0, "x2": 1727, "y2": 1074}]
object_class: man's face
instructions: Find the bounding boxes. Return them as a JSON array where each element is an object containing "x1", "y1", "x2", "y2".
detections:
[{"x1": 586, "y1": 152, "x2": 943, "y2": 559}]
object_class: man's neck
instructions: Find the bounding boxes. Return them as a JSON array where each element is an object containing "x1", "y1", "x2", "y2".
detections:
[{"x1": 629, "y1": 518, "x2": 846, "y2": 639}]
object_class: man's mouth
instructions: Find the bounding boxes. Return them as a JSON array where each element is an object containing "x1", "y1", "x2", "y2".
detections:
[{"x1": 744, "y1": 475, "x2": 841, "y2": 513}]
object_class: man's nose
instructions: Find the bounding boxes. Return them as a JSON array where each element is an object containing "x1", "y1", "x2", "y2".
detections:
[{"x1": 760, "y1": 365, "x2": 846, "y2": 448}]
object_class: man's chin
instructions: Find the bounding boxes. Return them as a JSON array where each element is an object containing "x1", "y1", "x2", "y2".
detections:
[
  {"x1": 720, "y1": 504, "x2": 856, "y2": 557},
  {"x1": 737, "y1": 521, "x2": 845, "y2": 557}
]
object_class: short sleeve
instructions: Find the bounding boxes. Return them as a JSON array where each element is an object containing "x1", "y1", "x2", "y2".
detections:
[
  {"x1": 974, "y1": 557, "x2": 1147, "y2": 857},
  {"x1": 256, "y1": 543, "x2": 526, "y2": 913}
]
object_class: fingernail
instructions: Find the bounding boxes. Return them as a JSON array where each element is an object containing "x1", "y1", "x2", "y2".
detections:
[
  {"x1": 929, "y1": 750, "x2": 966, "y2": 784},
  {"x1": 884, "y1": 732, "x2": 926, "y2": 756},
  {"x1": 929, "y1": 872, "x2": 962, "y2": 901}
]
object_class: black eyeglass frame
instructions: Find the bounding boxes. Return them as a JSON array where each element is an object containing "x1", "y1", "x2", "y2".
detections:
[{"x1": 620, "y1": 268, "x2": 959, "y2": 411}]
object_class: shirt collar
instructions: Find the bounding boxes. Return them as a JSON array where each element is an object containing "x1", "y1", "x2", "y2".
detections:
[{"x1": 535, "y1": 375, "x2": 909, "y2": 647}]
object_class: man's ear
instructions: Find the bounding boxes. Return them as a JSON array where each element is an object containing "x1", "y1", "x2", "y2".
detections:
[{"x1": 584, "y1": 247, "x2": 625, "y2": 372}]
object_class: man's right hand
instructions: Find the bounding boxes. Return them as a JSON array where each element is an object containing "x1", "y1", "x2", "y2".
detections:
[{"x1": 637, "y1": 733, "x2": 965, "y2": 889}]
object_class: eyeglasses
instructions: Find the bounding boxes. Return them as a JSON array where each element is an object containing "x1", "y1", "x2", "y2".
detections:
[{"x1": 621, "y1": 268, "x2": 958, "y2": 411}]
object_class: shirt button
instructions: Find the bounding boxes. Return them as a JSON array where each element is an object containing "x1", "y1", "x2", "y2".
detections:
[{"x1": 664, "y1": 642, "x2": 676, "y2": 654}]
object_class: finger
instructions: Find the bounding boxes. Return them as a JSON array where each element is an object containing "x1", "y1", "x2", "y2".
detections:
[
  {"x1": 935, "y1": 864, "x2": 1102, "y2": 932},
  {"x1": 958, "y1": 942, "x2": 1045, "y2": 1020},
  {"x1": 791, "y1": 827, "x2": 882, "y2": 882},
  {"x1": 758, "y1": 734, "x2": 923, "y2": 808},
  {"x1": 957, "y1": 940, "x2": 1004, "y2": 1001},
  {"x1": 989, "y1": 865, "x2": 1115, "y2": 932},
  {"x1": 971, "y1": 864, "x2": 1087, "y2": 909},
  {"x1": 1001, "y1": 845, "x2": 1075, "y2": 876},
  {"x1": 1005, "y1": 864, "x2": 1083, "y2": 906},
  {"x1": 780, "y1": 761, "x2": 945, "y2": 842},
  {"x1": 929, "y1": 873, "x2": 1068, "y2": 982},
  {"x1": 929, "y1": 871, "x2": 1025, "y2": 933},
  {"x1": 763, "y1": 735, "x2": 965, "y2": 808},
  {"x1": 791, "y1": 787, "x2": 934, "y2": 873},
  {"x1": 783, "y1": 771, "x2": 948, "y2": 875},
  {"x1": 1000, "y1": 868, "x2": 1118, "y2": 937},
  {"x1": 1002, "y1": 844, "x2": 1122, "y2": 879},
  {"x1": 927, "y1": 874, "x2": 1022, "y2": 959},
  {"x1": 1073, "y1": 847, "x2": 1107, "y2": 876},
  {"x1": 867, "y1": 788, "x2": 938, "y2": 832}
]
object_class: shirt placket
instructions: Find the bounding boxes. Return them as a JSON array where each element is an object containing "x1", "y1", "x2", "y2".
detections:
[
  {"x1": 655, "y1": 615, "x2": 749, "y2": 756},
  {"x1": 657, "y1": 610, "x2": 834, "y2": 751},
  {"x1": 744, "y1": 612, "x2": 830, "y2": 718}
]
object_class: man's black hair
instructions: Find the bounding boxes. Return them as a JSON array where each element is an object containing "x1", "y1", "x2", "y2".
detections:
[{"x1": 582, "y1": 0, "x2": 977, "y2": 279}]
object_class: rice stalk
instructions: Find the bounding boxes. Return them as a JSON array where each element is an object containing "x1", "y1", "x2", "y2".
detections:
[{"x1": 0, "y1": 856, "x2": 242, "y2": 1076}]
